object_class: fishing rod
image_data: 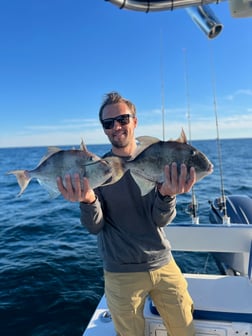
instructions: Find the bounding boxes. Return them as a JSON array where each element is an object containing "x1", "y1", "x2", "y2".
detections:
[
  {"x1": 183, "y1": 48, "x2": 199, "y2": 224},
  {"x1": 160, "y1": 29, "x2": 165, "y2": 141},
  {"x1": 160, "y1": 42, "x2": 198, "y2": 224},
  {"x1": 209, "y1": 45, "x2": 230, "y2": 225}
]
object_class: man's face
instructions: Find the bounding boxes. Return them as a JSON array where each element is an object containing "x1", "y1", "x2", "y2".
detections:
[{"x1": 101, "y1": 102, "x2": 137, "y2": 149}]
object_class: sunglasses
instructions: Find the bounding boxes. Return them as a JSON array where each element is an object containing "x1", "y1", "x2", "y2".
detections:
[{"x1": 101, "y1": 114, "x2": 134, "y2": 130}]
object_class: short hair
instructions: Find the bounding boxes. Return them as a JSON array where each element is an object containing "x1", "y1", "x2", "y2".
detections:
[{"x1": 99, "y1": 91, "x2": 136, "y2": 122}]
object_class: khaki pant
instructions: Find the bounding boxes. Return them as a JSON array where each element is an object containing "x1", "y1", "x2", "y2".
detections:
[{"x1": 104, "y1": 258, "x2": 195, "y2": 336}]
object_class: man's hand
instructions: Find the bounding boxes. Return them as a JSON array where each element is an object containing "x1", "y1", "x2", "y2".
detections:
[
  {"x1": 56, "y1": 174, "x2": 96, "y2": 203},
  {"x1": 159, "y1": 163, "x2": 196, "y2": 197}
]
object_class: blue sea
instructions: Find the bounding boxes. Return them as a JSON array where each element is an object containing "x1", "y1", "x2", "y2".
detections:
[{"x1": 0, "y1": 138, "x2": 252, "y2": 336}]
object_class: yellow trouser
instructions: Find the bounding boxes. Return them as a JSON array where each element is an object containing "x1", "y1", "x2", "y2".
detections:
[{"x1": 104, "y1": 258, "x2": 195, "y2": 336}]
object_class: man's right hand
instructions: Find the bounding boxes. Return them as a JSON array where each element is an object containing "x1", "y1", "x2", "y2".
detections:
[{"x1": 56, "y1": 174, "x2": 96, "y2": 203}]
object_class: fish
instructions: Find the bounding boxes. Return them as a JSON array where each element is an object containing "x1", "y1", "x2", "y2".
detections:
[
  {"x1": 105, "y1": 129, "x2": 214, "y2": 195},
  {"x1": 7, "y1": 131, "x2": 213, "y2": 198},
  {"x1": 7, "y1": 141, "x2": 112, "y2": 198}
]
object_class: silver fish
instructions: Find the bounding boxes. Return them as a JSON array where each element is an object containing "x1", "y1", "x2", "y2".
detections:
[
  {"x1": 7, "y1": 142, "x2": 112, "y2": 198},
  {"x1": 106, "y1": 129, "x2": 214, "y2": 195}
]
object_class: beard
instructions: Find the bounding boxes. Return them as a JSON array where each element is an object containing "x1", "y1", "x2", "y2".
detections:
[
  {"x1": 110, "y1": 137, "x2": 129, "y2": 148},
  {"x1": 108, "y1": 130, "x2": 129, "y2": 148}
]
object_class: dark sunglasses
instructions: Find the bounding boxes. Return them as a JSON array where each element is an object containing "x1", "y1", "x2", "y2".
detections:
[{"x1": 101, "y1": 114, "x2": 134, "y2": 130}]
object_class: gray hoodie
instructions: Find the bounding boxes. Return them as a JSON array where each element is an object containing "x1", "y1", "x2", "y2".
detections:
[{"x1": 80, "y1": 155, "x2": 176, "y2": 273}]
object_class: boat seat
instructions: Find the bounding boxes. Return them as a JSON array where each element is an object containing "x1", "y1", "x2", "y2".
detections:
[
  {"x1": 150, "y1": 274, "x2": 252, "y2": 323},
  {"x1": 186, "y1": 274, "x2": 252, "y2": 323},
  {"x1": 151, "y1": 224, "x2": 252, "y2": 323}
]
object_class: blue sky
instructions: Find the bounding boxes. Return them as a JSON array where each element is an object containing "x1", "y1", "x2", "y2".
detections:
[{"x1": 1, "y1": 0, "x2": 252, "y2": 148}]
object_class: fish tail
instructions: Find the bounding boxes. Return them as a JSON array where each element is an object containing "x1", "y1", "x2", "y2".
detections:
[
  {"x1": 6, "y1": 170, "x2": 31, "y2": 196},
  {"x1": 103, "y1": 157, "x2": 126, "y2": 185}
]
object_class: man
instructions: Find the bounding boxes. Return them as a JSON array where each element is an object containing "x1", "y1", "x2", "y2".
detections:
[{"x1": 57, "y1": 92, "x2": 196, "y2": 336}]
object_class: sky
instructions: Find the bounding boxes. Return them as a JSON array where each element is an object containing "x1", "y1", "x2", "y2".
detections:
[{"x1": 1, "y1": 0, "x2": 252, "y2": 148}]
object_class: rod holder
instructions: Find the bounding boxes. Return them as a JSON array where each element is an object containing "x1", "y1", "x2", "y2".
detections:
[{"x1": 186, "y1": 5, "x2": 223, "y2": 39}]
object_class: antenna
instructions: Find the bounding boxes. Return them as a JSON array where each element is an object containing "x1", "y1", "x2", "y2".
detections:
[
  {"x1": 209, "y1": 45, "x2": 230, "y2": 225},
  {"x1": 183, "y1": 48, "x2": 199, "y2": 224}
]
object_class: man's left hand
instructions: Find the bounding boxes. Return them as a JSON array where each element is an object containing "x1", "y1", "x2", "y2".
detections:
[{"x1": 159, "y1": 163, "x2": 196, "y2": 197}]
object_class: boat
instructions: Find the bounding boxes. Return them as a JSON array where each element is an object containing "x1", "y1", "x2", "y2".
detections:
[
  {"x1": 83, "y1": 1, "x2": 252, "y2": 335},
  {"x1": 83, "y1": 221, "x2": 252, "y2": 335}
]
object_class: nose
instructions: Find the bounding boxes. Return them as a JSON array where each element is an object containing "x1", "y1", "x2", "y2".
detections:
[{"x1": 113, "y1": 120, "x2": 122, "y2": 129}]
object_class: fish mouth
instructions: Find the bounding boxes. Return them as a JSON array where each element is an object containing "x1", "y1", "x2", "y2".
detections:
[
  {"x1": 207, "y1": 163, "x2": 214, "y2": 174},
  {"x1": 84, "y1": 159, "x2": 112, "y2": 175},
  {"x1": 101, "y1": 159, "x2": 113, "y2": 174}
]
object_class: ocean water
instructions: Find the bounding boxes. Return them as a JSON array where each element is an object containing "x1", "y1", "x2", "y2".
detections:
[{"x1": 0, "y1": 138, "x2": 251, "y2": 336}]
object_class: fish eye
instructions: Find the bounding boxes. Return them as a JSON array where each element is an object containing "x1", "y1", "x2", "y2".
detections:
[{"x1": 191, "y1": 150, "x2": 197, "y2": 156}]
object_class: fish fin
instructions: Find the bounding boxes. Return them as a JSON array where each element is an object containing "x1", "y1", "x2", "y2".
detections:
[
  {"x1": 131, "y1": 136, "x2": 160, "y2": 159},
  {"x1": 175, "y1": 128, "x2": 187, "y2": 144},
  {"x1": 47, "y1": 189, "x2": 60, "y2": 199},
  {"x1": 47, "y1": 146, "x2": 62, "y2": 154},
  {"x1": 130, "y1": 171, "x2": 155, "y2": 196},
  {"x1": 6, "y1": 170, "x2": 31, "y2": 197},
  {"x1": 37, "y1": 179, "x2": 60, "y2": 199},
  {"x1": 79, "y1": 138, "x2": 93, "y2": 157},
  {"x1": 80, "y1": 138, "x2": 86, "y2": 151},
  {"x1": 136, "y1": 136, "x2": 160, "y2": 146},
  {"x1": 38, "y1": 147, "x2": 62, "y2": 165}
]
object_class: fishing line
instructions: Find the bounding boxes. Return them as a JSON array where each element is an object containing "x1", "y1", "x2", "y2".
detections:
[
  {"x1": 183, "y1": 48, "x2": 199, "y2": 224},
  {"x1": 160, "y1": 29, "x2": 165, "y2": 141},
  {"x1": 183, "y1": 48, "x2": 192, "y2": 145},
  {"x1": 209, "y1": 44, "x2": 230, "y2": 225}
]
